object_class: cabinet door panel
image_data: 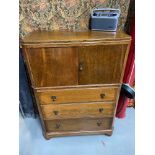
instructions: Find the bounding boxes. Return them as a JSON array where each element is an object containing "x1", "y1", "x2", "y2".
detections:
[
  {"x1": 26, "y1": 47, "x2": 78, "y2": 87},
  {"x1": 78, "y1": 45, "x2": 127, "y2": 84}
]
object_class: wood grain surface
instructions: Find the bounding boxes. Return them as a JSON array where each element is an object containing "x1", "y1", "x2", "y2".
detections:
[
  {"x1": 45, "y1": 117, "x2": 113, "y2": 132},
  {"x1": 37, "y1": 86, "x2": 118, "y2": 104},
  {"x1": 24, "y1": 47, "x2": 78, "y2": 87},
  {"x1": 21, "y1": 30, "x2": 131, "y2": 139},
  {"x1": 41, "y1": 102, "x2": 114, "y2": 120},
  {"x1": 44, "y1": 129, "x2": 113, "y2": 139},
  {"x1": 22, "y1": 30, "x2": 131, "y2": 44},
  {"x1": 78, "y1": 44, "x2": 128, "y2": 84}
]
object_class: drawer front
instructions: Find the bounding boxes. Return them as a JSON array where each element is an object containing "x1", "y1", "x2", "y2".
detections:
[
  {"x1": 37, "y1": 87, "x2": 118, "y2": 105},
  {"x1": 45, "y1": 118, "x2": 113, "y2": 132},
  {"x1": 41, "y1": 102, "x2": 114, "y2": 120}
]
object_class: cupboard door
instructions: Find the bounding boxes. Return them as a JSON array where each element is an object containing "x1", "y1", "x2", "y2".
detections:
[
  {"x1": 25, "y1": 47, "x2": 78, "y2": 87},
  {"x1": 78, "y1": 45, "x2": 128, "y2": 84}
]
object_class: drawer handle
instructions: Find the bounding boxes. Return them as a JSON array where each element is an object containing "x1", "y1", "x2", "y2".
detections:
[
  {"x1": 100, "y1": 93, "x2": 105, "y2": 99},
  {"x1": 55, "y1": 123, "x2": 60, "y2": 129},
  {"x1": 97, "y1": 122, "x2": 102, "y2": 127},
  {"x1": 99, "y1": 108, "x2": 104, "y2": 113},
  {"x1": 51, "y1": 96, "x2": 57, "y2": 101},
  {"x1": 53, "y1": 110, "x2": 59, "y2": 115}
]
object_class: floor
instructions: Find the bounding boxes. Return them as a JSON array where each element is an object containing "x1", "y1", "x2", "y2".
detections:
[{"x1": 19, "y1": 108, "x2": 135, "y2": 155}]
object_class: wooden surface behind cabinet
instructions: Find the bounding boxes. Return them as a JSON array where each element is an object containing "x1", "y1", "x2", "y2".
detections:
[{"x1": 21, "y1": 30, "x2": 131, "y2": 139}]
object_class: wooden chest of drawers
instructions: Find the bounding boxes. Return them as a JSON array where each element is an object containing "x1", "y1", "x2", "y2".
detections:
[{"x1": 21, "y1": 30, "x2": 131, "y2": 139}]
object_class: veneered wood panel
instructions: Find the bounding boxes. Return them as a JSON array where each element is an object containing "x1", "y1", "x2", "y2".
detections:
[
  {"x1": 25, "y1": 47, "x2": 78, "y2": 87},
  {"x1": 21, "y1": 30, "x2": 131, "y2": 139},
  {"x1": 44, "y1": 129, "x2": 113, "y2": 138},
  {"x1": 37, "y1": 86, "x2": 118, "y2": 104},
  {"x1": 22, "y1": 30, "x2": 131, "y2": 45},
  {"x1": 45, "y1": 117, "x2": 113, "y2": 132},
  {"x1": 41, "y1": 102, "x2": 114, "y2": 120},
  {"x1": 78, "y1": 44, "x2": 128, "y2": 84}
]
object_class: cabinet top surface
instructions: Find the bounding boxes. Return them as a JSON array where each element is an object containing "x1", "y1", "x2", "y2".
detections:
[{"x1": 21, "y1": 30, "x2": 131, "y2": 44}]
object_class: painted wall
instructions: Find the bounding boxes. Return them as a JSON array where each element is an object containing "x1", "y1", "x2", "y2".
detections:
[{"x1": 19, "y1": 0, "x2": 130, "y2": 38}]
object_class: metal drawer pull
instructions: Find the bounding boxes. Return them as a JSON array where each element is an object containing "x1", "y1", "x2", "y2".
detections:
[
  {"x1": 97, "y1": 122, "x2": 102, "y2": 126},
  {"x1": 100, "y1": 93, "x2": 105, "y2": 99},
  {"x1": 53, "y1": 110, "x2": 59, "y2": 115},
  {"x1": 55, "y1": 124, "x2": 60, "y2": 129},
  {"x1": 51, "y1": 96, "x2": 57, "y2": 101},
  {"x1": 99, "y1": 108, "x2": 104, "y2": 113}
]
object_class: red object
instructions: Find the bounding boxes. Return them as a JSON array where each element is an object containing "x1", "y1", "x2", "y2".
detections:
[{"x1": 116, "y1": 20, "x2": 135, "y2": 118}]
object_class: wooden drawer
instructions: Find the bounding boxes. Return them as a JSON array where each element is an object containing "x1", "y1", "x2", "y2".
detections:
[
  {"x1": 41, "y1": 102, "x2": 114, "y2": 120},
  {"x1": 45, "y1": 118, "x2": 113, "y2": 132},
  {"x1": 37, "y1": 87, "x2": 118, "y2": 105}
]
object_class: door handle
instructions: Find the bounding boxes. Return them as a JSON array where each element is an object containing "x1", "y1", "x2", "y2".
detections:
[{"x1": 79, "y1": 62, "x2": 84, "y2": 71}]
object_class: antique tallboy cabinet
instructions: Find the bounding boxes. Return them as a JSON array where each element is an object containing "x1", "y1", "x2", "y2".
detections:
[{"x1": 21, "y1": 30, "x2": 131, "y2": 139}]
